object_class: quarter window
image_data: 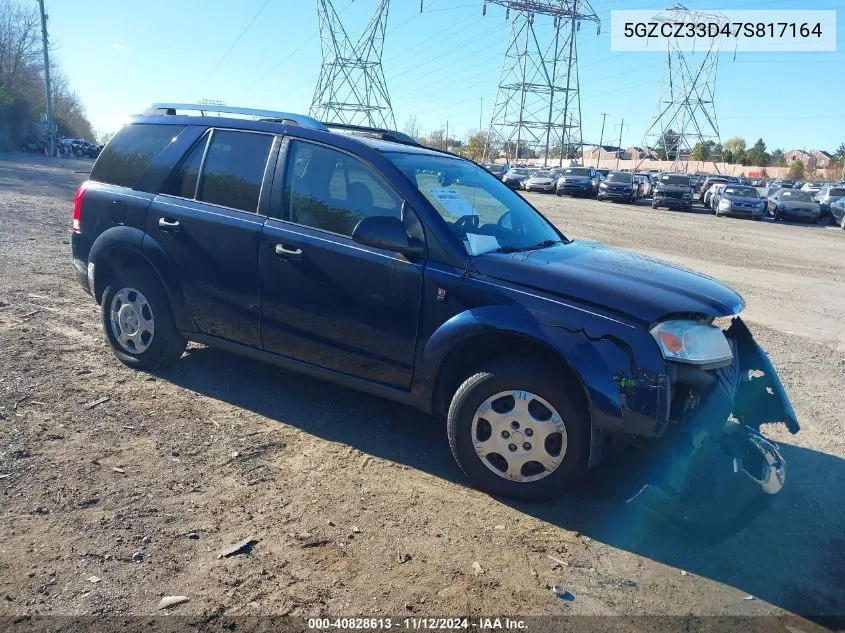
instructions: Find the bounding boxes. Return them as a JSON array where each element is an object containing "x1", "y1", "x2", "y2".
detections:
[
  {"x1": 90, "y1": 123, "x2": 184, "y2": 188},
  {"x1": 165, "y1": 134, "x2": 207, "y2": 199},
  {"x1": 285, "y1": 141, "x2": 400, "y2": 237},
  {"x1": 197, "y1": 130, "x2": 273, "y2": 213}
]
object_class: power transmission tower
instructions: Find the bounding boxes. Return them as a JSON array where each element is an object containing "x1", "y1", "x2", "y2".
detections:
[
  {"x1": 310, "y1": 0, "x2": 396, "y2": 129},
  {"x1": 639, "y1": 6, "x2": 727, "y2": 174},
  {"x1": 483, "y1": 1, "x2": 599, "y2": 167}
]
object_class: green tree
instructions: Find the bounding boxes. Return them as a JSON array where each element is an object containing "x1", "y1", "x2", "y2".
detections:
[
  {"x1": 690, "y1": 141, "x2": 716, "y2": 161},
  {"x1": 655, "y1": 129, "x2": 680, "y2": 160},
  {"x1": 723, "y1": 137, "x2": 746, "y2": 164},
  {"x1": 463, "y1": 130, "x2": 489, "y2": 162},
  {"x1": 787, "y1": 160, "x2": 805, "y2": 180},
  {"x1": 745, "y1": 138, "x2": 769, "y2": 167},
  {"x1": 770, "y1": 149, "x2": 786, "y2": 167}
]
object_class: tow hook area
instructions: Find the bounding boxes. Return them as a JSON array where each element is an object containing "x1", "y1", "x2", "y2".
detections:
[{"x1": 628, "y1": 317, "x2": 796, "y2": 542}]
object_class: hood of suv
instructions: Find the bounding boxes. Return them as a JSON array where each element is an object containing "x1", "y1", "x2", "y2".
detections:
[{"x1": 473, "y1": 241, "x2": 743, "y2": 324}]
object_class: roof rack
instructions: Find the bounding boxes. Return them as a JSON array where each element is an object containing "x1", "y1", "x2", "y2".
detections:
[
  {"x1": 323, "y1": 122, "x2": 420, "y2": 146},
  {"x1": 142, "y1": 103, "x2": 329, "y2": 132}
]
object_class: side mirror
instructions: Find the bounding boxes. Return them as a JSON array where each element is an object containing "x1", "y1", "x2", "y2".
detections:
[{"x1": 352, "y1": 216, "x2": 425, "y2": 260}]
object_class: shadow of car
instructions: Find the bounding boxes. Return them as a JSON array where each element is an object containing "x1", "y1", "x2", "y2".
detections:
[{"x1": 157, "y1": 345, "x2": 845, "y2": 628}]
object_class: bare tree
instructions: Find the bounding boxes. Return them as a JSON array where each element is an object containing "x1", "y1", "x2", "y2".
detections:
[{"x1": 401, "y1": 114, "x2": 420, "y2": 140}]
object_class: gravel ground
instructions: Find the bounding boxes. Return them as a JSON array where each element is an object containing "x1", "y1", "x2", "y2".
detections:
[{"x1": 0, "y1": 155, "x2": 843, "y2": 627}]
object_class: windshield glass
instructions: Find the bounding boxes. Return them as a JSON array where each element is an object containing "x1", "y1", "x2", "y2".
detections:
[
  {"x1": 828, "y1": 188, "x2": 845, "y2": 197},
  {"x1": 387, "y1": 152, "x2": 562, "y2": 256},
  {"x1": 724, "y1": 187, "x2": 758, "y2": 198},
  {"x1": 563, "y1": 168, "x2": 591, "y2": 177},
  {"x1": 660, "y1": 175, "x2": 690, "y2": 186},
  {"x1": 533, "y1": 171, "x2": 553, "y2": 178},
  {"x1": 508, "y1": 168, "x2": 530, "y2": 176},
  {"x1": 781, "y1": 190, "x2": 813, "y2": 202},
  {"x1": 606, "y1": 172, "x2": 632, "y2": 183}
]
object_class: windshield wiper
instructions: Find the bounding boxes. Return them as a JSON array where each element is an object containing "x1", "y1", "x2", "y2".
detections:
[{"x1": 488, "y1": 239, "x2": 561, "y2": 254}]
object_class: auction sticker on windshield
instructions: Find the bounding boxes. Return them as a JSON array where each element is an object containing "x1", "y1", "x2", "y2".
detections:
[{"x1": 429, "y1": 188, "x2": 478, "y2": 219}]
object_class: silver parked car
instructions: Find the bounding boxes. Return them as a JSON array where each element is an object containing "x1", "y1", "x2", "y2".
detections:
[
  {"x1": 714, "y1": 185, "x2": 766, "y2": 220},
  {"x1": 524, "y1": 169, "x2": 561, "y2": 193},
  {"x1": 814, "y1": 183, "x2": 845, "y2": 220},
  {"x1": 768, "y1": 189, "x2": 821, "y2": 223}
]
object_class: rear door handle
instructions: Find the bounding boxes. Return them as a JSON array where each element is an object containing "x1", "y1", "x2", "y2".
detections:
[
  {"x1": 275, "y1": 243, "x2": 303, "y2": 261},
  {"x1": 158, "y1": 217, "x2": 181, "y2": 231}
]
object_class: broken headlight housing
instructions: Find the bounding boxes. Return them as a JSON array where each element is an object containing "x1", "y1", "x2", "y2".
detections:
[{"x1": 650, "y1": 320, "x2": 733, "y2": 368}]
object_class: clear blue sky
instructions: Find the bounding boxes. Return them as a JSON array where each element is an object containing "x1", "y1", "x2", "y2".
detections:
[{"x1": 45, "y1": 0, "x2": 844, "y2": 152}]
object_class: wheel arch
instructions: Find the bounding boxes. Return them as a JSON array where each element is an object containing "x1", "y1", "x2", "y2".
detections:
[{"x1": 89, "y1": 227, "x2": 194, "y2": 332}]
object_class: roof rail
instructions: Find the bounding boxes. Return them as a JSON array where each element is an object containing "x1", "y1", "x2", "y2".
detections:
[
  {"x1": 323, "y1": 122, "x2": 420, "y2": 146},
  {"x1": 142, "y1": 103, "x2": 329, "y2": 132}
]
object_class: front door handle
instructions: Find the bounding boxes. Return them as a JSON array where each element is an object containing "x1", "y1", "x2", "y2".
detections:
[
  {"x1": 275, "y1": 243, "x2": 303, "y2": 261},
  {"x1": 158, "y1": 217, "x2": 181, "y2": 231}
]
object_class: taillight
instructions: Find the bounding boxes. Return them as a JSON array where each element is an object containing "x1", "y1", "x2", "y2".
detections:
[{"x1": 72, "y1": 182, "x2": 89, "y2": 233}]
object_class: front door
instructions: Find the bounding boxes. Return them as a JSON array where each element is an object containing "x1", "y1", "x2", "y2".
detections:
[
  {"x1": 147, "y1": 128, "x2": 277, "y2": 347},
  {"x1": 259, "y1": 139, "x2": 424, "y2": 389}
]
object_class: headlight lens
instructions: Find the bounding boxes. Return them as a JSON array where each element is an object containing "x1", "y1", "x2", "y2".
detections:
[
  {"x1": 650, "y1": 320, "x2": 733, "y2": 366},
  {"x1": 719, "y1": 198, "x2": 730, "y2": 207},
  {"x1": 599, "y1": 182, "x2": 608, "y2": 189}
]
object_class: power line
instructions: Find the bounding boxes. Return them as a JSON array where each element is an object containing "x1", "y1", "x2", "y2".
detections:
[{"x1": 194, "y1": 0, "x2": 272, "y2": 93}]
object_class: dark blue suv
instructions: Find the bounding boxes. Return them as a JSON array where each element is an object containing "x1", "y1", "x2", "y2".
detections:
[{"x1": 71, "y1": 103, "x2": 798, "y2": 536}]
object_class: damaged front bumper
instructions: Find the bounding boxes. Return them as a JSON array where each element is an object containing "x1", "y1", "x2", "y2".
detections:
[{"x1": 628, "y1": 317, "x2": 799, "y2": 540}]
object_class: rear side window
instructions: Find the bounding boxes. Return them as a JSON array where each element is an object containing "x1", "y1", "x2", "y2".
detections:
[
  {"x1": 90, "y1": 124, "x2": 184, "y2": 188},
  {"x1": 197, "y1": 130, "x2": 273, "y2": 212}
]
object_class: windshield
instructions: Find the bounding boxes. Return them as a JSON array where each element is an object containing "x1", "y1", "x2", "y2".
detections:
[
  {"x1": 606, "y1": 172, "x2": 632, "y2": 183},
  {"x1": 564, "y1": 168, "x2": 591, "y2": 177},
  {"x1": 387, "y1": 152, "x2": 562, "y2": 256},
  {"x1": 533, "y1": 171, "x2": 554, "y2": 178},
  {"x1": 724, "y1": 187, "x2": 758, "y2": 198},
  {"x1": 660, "y1": 175, "x2": 690, "y2": 186},
  {"x1": 781, "y1": 190, "x2": 814, "y2": 202},
  {"x1": 509, "y1": 168, "x2": 530, "y2": 176},
  {"x1": 828, "y1": 188, "x2": 845, "y2": 197}
]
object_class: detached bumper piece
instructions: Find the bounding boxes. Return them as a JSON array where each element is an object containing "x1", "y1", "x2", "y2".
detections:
[{"x1": 629, "y1": 317, "x2": 799, "y2": 542}]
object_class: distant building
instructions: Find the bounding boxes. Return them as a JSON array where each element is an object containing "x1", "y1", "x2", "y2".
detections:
[
  {"x1": 784, "y1": 149, "x2": 819, "y2": 169},
  {"x1": 583, "y1": 145, "x2": 623, "y2": 161},
  {"x1": 812, "y1": 150, "x2": 832, "y2": 169}
]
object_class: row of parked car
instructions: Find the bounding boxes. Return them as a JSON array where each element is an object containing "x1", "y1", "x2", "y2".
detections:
[
  {"x1": 699, "y1": 177, "x2": 845, "y2": 226},
  {"x1": 482, "y1": 164, "x2": 659, "y2": 202},
  {"x1": 482, "y1": 162, "x2": 845, "y2": 229}
]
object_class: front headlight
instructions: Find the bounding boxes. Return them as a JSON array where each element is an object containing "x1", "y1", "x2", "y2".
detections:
[
  {"x1": 719, "y1": 198, "x2": 731, "y2": 208},
  {"x1": 650, "y1": 320, "x2": 733, "y2": 367},
  {"x1": 599, "y1": 182, "x2": 608, "y2": 189}
]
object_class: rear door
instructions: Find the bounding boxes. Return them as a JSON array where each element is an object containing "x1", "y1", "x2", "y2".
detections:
[
  {"x1": 259, "y1": 138, "x2": 424, "y2": 389},
  {"x1": 147, "y1": 128, "x2": 278, "y2": 347}
]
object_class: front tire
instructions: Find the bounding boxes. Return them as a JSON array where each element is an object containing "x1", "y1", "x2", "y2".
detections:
[
  {"x1": 101, "y1": 267, "x2": 186, "y2": 370},
  {"x1": 447, "y1": 361, "x2": 588, "y2": 501}
]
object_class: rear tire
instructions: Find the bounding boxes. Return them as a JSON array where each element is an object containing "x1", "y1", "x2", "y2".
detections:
[
  {"x1": 447, "y1": 360, "x2": 588, "y2": 501},
  {"x1": 101, "y1": 267, "x2": 186, "y2": 370}
]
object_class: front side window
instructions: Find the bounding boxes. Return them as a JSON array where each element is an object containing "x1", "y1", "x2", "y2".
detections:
[
  {"x1": 285, "y1": 141, "x2": 401, "y2": 237},
  {"x1": 197, "y1": 130, "x2": 273, "y2": 213},
  {"x1": 385, "y1": 151, "x2": 561, "y2": 256}
]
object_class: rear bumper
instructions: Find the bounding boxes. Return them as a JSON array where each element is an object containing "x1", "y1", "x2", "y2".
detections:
[
  {"x1": 628, "y1": 318, "x2": 799, "y2": 540},
  {"x1": 73, "y1": 257, "x2": 93, "y2": 296}
]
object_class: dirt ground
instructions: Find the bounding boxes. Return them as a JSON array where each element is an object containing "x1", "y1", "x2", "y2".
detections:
[{"x1": 1, "y1": 154, "x2": 843, "y2": 626}]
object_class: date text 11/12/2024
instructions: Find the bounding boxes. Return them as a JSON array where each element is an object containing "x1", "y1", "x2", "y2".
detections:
[{"x1": 307, "y1": 617, "x2": 528, "y2": 630}]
